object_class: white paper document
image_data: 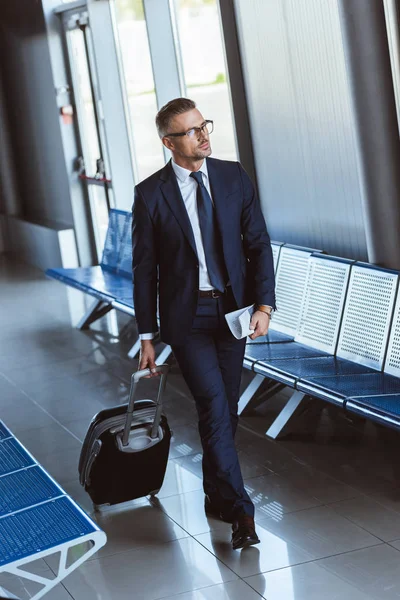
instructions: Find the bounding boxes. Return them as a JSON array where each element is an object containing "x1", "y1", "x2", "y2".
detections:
[{"x1": 225, "y1": 304, "x2": 255, "y2": 339}]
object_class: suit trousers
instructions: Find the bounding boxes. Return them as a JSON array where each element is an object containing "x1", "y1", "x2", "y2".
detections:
[{"x1": 171, "y1": 288, "x2": 254, "y2": 519}]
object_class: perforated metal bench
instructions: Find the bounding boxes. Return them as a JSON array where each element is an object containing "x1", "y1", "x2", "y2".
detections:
[
  {"x1": 0, "y1": 421, "x2": 106, "y2": 600},
  {"x1": 346, "y1": 395, "x2": 400, "y2": 430},
  {"x1": 343, "y1": 282, "x2": 400, "y2": 430},
  {"x1": 248, "y1": 261, "x2": 400, "y2": 438},
  {"x1": 46, "y1": 209, "x2": 172, "y2": 366},
  {"x1": 239, "y1": 245, "x2": 323, "y2": 414},
  {"x1": 297, "y1": 263, "x2": 399, "y2": 403}
]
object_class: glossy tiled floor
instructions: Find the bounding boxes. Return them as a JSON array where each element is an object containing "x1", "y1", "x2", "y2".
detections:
[{"x1": 2, "y1": 256, "x2": 400, "y2": 599}]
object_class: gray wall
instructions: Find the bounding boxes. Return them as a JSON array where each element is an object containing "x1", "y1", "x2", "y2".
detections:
[
  {"x1": 234, "y1": 0, "x2": 368, "y2": 259},
  {"x1": 0, "y1": 2, "x2": 73, "y2": 228},
  {"x1": 0, "y1": 59, "x2": 20, "y2": 219}
]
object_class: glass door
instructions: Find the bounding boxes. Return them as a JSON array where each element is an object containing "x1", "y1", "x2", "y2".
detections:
[{"x1": 62, "y1": 8, "x2": 113, "y2": 257}]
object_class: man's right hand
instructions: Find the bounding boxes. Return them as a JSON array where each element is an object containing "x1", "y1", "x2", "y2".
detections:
[{"x1": 139, "y1": 339, "x2": 158, "y2": 376}]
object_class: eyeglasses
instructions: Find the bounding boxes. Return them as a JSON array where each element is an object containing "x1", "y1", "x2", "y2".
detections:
[{"x1": 165, "y1": 120, "x2": 214, "y2": 138}]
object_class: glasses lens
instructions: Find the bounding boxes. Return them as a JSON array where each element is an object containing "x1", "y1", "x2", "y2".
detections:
[{"x1": 206, "y1": 121, "x2": 214, "y2": 134}]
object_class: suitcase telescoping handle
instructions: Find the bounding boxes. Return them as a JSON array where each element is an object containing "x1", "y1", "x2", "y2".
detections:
[{"x1": 122, "y1": 364, "x2": 170, "y2": 447}]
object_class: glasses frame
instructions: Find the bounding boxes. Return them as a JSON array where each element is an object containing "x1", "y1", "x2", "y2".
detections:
[{"x1": 165, "y1": 119, "x2": 214, "y2": 139}]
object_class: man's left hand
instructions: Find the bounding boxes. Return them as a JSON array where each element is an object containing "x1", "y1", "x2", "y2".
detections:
[{"x1": 249, "y1": 310, "x2": 270, "y2": 340}]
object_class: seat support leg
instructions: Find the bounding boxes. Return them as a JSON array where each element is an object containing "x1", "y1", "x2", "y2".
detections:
[
  {"x1": 155, "y1": 344, "x2": 172, "y2": 365},
  {"x1": 127, "y1": 338, "x2": 141, "y2": 359},
  {"x1": 266, "y1": 390, "x2": 317, "y2": 439},
  {"x1": 0, "y1": 530, "x2": 106, "y2": 600},
  {"x1": 238, "y1": 373, "x2": 266, "y2": 415},
  {"x1": 77, "y1": 299, "x2": 113, "y2": 330},
  {"x1": 128, "y1": 342, "x2": 172, "y2": 364},
  {"x1": 246, "y1": 381, "x2": 286, "y2": 411}
]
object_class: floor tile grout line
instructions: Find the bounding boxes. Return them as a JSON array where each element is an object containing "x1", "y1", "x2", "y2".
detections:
[
  {"x1": 193, "y1": 534, "x2": 385, "y2": 583},
  {"x1": 3, "y1": 262, "x2": 400, "y2": 598},
  {"x1": 148, "y1": 495, "x2": 384, "y2": 590},
  {"x1": 324, "y1": 489, "x2": 400, "y2": 515},
  {"x1": 4, "y1": 371, "x2": 388, "y2": 551},
  {"x1": 0, "y1": 372, "x2": 84, "y2": 444},
  {"x1": 236, "y1": 419, "x2": 365, "y2": 491},
  {"x1": 163, "y1": 495, "x2": 384, "y2": 541},
  {"x1": 152, "y1": 491, "x2": 387, "y2": 580},
  {"x1": 320, "y1": 503, "x2": 391, "y2": 546},
  {"x1": 150, "y1": 577, "x2": 266, "y2": 600},
  {"x1": 149, "y1": 486, "x2": 348, "y2": 524},
  {"x1": 146, "y1": 497, "x2": 244, "y2": 579},
  {"x1": 43, "y1": 529, "x2": 192, "y2": 567}
]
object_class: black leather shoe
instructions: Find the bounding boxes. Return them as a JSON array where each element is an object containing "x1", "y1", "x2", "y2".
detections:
[
  {"x1": 231, "y1": 516, "x2": 260, "y2": 550},
  {"x1": 204, "y1": 495, "x2": 233, "y2": 523}
]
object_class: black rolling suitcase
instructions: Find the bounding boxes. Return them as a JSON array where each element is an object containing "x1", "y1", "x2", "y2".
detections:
[{"x1": 79, "y1": 364, "x2": 171, "y2": 508}]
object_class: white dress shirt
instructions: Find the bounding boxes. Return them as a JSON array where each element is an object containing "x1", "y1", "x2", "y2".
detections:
[{"x1": 140, "y1": 158, "x2": 214, "y2": 340}]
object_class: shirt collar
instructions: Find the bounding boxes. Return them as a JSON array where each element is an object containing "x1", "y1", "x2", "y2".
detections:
[{"x1": 171, "y1": 158, "x2": 209, "y2": 184}]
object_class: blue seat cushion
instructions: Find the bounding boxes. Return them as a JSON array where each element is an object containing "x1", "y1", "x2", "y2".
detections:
[
  {"x1": 47, "y1": 266, "x2": 133, "y2": 304},
  {"x1": 101, "y1": 209, "x2": 131, "y2": 271},
  {"x1": 0, "y1": 466, "x2": 61, "y2": 517},
  {"x1": 0, "y1": 422, "x2": 12, "y2": 441},
  {"x1": 346, "y1": 395, "x2": 400, "y2": 425},
  {"x1": 0, "y1": 439, "x2": 35, "y2": 476},
  {"x1": 0, "y1": 496, "x2": 96, "y2": 567},
  {"x1": 258, "y1": 356, "x2": 375, "y2": 382},
  {"x1": 246, "y1": 330, "x2": 294, "y2": 344},
  {"x1": 245, "y1": 342, "x2": 327, "y2": 364},
  {"x1": 298, "y1": 372, "x2": 400, "y2": 405}
]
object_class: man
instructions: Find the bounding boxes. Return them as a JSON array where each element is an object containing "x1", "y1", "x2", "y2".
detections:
[{"x1": 132, "y1": 98, "x2": 275, "y2": 550}]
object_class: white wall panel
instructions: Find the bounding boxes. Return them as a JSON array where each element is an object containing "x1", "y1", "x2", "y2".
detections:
[{"x1": 234, "y1": 0, "x2": 367, "y2": 259}]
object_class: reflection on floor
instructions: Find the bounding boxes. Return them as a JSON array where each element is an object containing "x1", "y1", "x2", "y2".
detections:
[{"x1": 1, "y1": 255, "x2": 400, "y2": 599}]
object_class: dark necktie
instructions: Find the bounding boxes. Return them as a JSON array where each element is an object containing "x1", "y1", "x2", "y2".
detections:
[{"x1": 190, "y1": 171, "x2": 227, "y2": 292}]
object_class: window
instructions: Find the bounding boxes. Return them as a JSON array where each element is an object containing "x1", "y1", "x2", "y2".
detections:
[
  {"x1": 172, "y1": 0, "x2": 237, "y2": 161},
  {"x1": 113, "y1": 0, "x2": 165, "y2": 182}
]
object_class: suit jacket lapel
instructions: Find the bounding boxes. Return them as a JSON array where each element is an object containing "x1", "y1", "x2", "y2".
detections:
[{"x1": 160, "y1": 161, "x2": 198, "y2": 257}]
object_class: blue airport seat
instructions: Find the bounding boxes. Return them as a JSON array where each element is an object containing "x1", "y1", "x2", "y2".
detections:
[
  {"x1": 297, "y1": 372, "x2": 400, "y2": 405},
  {"x1": 0, "y1": 422, "x2": 12, "y2": 441},
  {"x1": 245, "y1": 342, "x2": 327, "y2": 362},
  {"x1": 246, "y1": 330, "x2": 294, "y2": 344},
  {"x1": 0, "y1": 421, "x2": 106, "y2": 597},
  {"x1": 46, "y1": 209, "x2": 133, "y2": 305},
  {"x1": 271, "y1": 240, "x2": 284, "y2": 274},
  {"x1": 0, "y1": 466, "x2": 62, "y2": 516},
  {"x1": 346, "y1": 394, "x2": 400, "y2": 430},
  {"x1": 46, "y1": 265, "x2": 121, "y2": 302},
  {"x1": 239, "y1": 255, "x2": 353, "y2": 416},
  {"x1": 0, "y1": 438, "x2": 35, "y2": 476},
  {"x1": 296, "y1": 263, "x2": 399, "y2": 405},
  {"x1": 0, "y1": 496, "x2": 97, "y2": 568},
  {"x1": 245, "y1": 245, "x2": 324, "y2": 349},
  {"x1": 261, "y1": 245, "x2": 323, "y2": 346},
  {"x1": 116, "y1": 213, "x2": 133, "y2": 276},
  {"x1": 101, "y1": 209, "x2": 131, "y2": 271},
  {"x1": 45, "y1": 208, "x2": 166, "y2": 364},
  {"x1": 254, "y1": 356, "x2": 375, "y2": 387}
]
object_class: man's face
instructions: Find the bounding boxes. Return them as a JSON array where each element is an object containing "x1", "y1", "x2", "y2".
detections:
[{"x1": 163, "y1": 108, "x2": 212, "y2": 161}]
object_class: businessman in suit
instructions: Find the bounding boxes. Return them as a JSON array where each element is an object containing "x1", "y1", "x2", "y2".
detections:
[{"x1": 132, "y1": 98, "x2": 275, "y2": 550}]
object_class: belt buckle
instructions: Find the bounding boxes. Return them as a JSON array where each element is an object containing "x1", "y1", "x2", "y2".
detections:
[{"x1": 211, "y1": 289, "x2": 220, "y2": 299}]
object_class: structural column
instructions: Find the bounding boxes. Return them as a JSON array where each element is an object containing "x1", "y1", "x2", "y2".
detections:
[
  {"x1": 338, "y1": 0, "x2": 400, "y2": 269},
  {"x1": 219, "y1": 0, "x2": 257, "y2": 186}
]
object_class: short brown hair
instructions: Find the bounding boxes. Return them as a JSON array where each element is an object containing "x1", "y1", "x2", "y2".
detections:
[{"x1": 155, "y1": 98, "x2": 196, "y2": 138}]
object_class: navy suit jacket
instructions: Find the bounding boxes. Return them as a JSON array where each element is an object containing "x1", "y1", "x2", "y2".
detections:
[{"x1": 132, "y1": 157, "x2": 276, "y2": 346}]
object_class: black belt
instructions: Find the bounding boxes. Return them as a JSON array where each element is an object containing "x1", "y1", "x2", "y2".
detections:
[{"x1": 198, "y1": 289, "x2": 225, "y2": 299}]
